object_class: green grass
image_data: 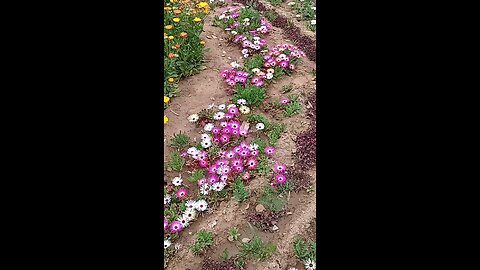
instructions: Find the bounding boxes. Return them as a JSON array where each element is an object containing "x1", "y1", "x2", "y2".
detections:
[
  {"x1": 169, "y1": 152, "x2": 185, "y2": 171},
  {"x1": 258, "y1": 186, "x2": 285, "y2": 213},
  {"x1": 235, "y1": 257, "x2": 246, "y2": 269},
  {"x1": 293, "y1": 238, "x2": 316, "y2": 262},
  {"x1": 263, "y1": 10, "x2": 277, "y2": 22},
  {"x1": 239, "y1": 237, "x2": 277, "y2": 261},
  {"x1": 170, "y1": 132, "x2": 190, "y2": 150},
  {"x1": 284, "y1": 95, "x2": 302, "y2": 117},
  {"x1": 190, "y1": 230, "x2": 214, "y2": 255},
  {"x1": 188, "y1": 169, "x2": 205, "y2": 183},
  {"x1": 233, "y1": 178, "x2": 250, "y2": 203},
  {"x1": 266, "y1": 122, "x2": 286, "y2": 146}
]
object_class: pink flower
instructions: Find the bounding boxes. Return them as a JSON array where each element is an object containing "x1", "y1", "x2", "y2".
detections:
[
  {"x1": 275, "y1": 174, "x2": 286, "y2": 184},
  {"x1": 198, "y1": 159, "x2": 209, "y2": 168},
  {"x1": 216, "y1": 159, "x2": 228, "y2": 166},
  {"x1": 279, "y1": 60, "x2": 289, "y2": 68},
  {"x1": 176, "y1": 188, "x2": 188, "y2": 199},
  {"x1": 242, "y1": 172, "x2": 250, "y2": 180},
  {"x1": 220, "y1": 134, "x2": 230, "y2": 144},
  {"x1": 231, "y1": 128, "x2": 239, "y2": 136},
  {"x1": 246, "y1": 158, "x2": 258, "y2": 169},
  {"x1": 239, "y1": 129, "x2": 249, "y2": 137},
  {"x1": 229, "y1": 106, "x2": 239, "y2": 115},
  {"x1": 234, "y1": 165, "x2": 244, "y2": 172},
  {"x1": 198, "y1": 178, "x2": 207, "y2": 186},
  {"x1": 224, "y1": 113, "x2": 234, "y2": 120},
  {"x1": 220, "y1": 174, "x2": 228, "y2": 182},
  {"x1": 208, "y1": 175, "x2": 219, "y2": 184},
  {"x1": 232, "y1": 159, "x2": 242, "y2": 167},
  {"x1": 234, "y1": 146, "x2": 242, "y2": 154},
  {"x1": 281, "y1": 98, "x2": 289, "y2": 104},
  {"x1": 209, "y1": 165, "x2": 219, "y2": 174},
  {"x1": 265, "y1": 146, "x2": 276, "y2": 156},
  {"x1": 229, "y1": 121, "x2": 240, "y2": 129},
  {"x1": 239, "y1": 149, "x2": 250, "y2": 158},
  {"x1": 212, "y1": 136, "x2": 221, "y2": 144},
  {"x1": 164, "y1": 218, "x2": 168, "y2": 230},
  {"x1": 221, "y1": 165, "x2": 231, "y2": 175},
  {"x1": 225, "y1": 150, "x2": 236, "y2": 159},
  {"x1": 250, "y1": 150, "x2": 259, "y2": 157},
  {"x1": 211, "y1": 127, "x2": 221, "y2": 134},
  {"x1": 170, "y1": 221, "x2": 183, "y2": 233},
  {"x1": 222, "y1": 126, "x2": 232, "y2": 134}
]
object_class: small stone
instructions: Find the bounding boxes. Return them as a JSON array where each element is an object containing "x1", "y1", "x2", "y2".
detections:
[
  {"x1": 212, "y1": 35, "x2": 217, "y2": 39},
  {"x1": 242, "y1": 238, "x2": 251, "y2": 243},
  {"x1": 206, "y1": 35, "x2": 212, "y2": 39},
  {"x1": 245, "y1": 204, "x2": 250, "y2": 210},
  {"x1": 227, "y1": 57, "x2": 232, "y2": 60},
  {"x1": 222, "y1": 55, "x2": 225, "y2": 57},
  {"x1": 287, "y1": 212, "x2": 293, "y2": 215},
  {"x1": 255, "y1": 204, "x2": 265, "y2": 212},
  {"x1": 222, "y1": 51, "x2": 226, "y2": 54},
  {"x1": 189, "y1": 232, "x2": 192, "y2": 235},
  {"x1": 167, "y1": 167, "x2": 172, "y2": 172}
]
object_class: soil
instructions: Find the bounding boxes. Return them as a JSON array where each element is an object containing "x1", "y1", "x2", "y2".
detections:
[{"x1": 164, "y1": 2, "x2": 316, "y2": 269}]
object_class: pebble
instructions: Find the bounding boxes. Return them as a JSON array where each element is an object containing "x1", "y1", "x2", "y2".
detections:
[
  {"x1": 255, "y1": 204, "x2": 265, "y2": 212},
  {"x1": 212, "y1": 35, "x2": 217, "y2": 39},
  {"x1": 271, "y1": 225, "x2": 279, "y2": 231},
  {"x1": 287, "y1": 212, "x2": 293, "y2": 215},
  {"x1": 227, "y1": 57, "x2": 232, "y2": 60},
  {"x1": 241, "y1": 238, "x2": 251, "y2": 243}
]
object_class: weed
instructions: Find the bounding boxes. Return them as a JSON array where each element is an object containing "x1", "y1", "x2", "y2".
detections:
[
  {"x1": 284, "y1": 95, "x2": 302, "y2": 117},
  {"x1": 239, "y1": 237, "x2": 276, "y2": 261},
  {"x1": 233, "y1": 178, "x2": 250, "y2": 203},
  {"x1": 188, "y1": 169, "x2": 205, "y2": 183},
  {"x1": 190, "y1": 230, "x2": 214, "y2": 255},
  {"x1": 293, "y1": 238, "x2": 316, "y2": 262},
  {"x1": 255, "y1": 155, "x2": 271, "y2": 176},
  {"x1": 268, "y1": 0, "x2": 283, "y2": 6},
  {"x1": 282, "y1": 83, "x2": 294, "y2": 94},
  {"x1": 263, "y1": 10, "x2": 277, "y2": 22},
  {"x1": 220, "y1": 248, "x2": 231, "y2": 261},
  {"x1": 170, "y1": 132, "x2": 190, "y2": 150},
  {"x1": 266, "y1": 122, "x2": 286, "y2": 146},
  {"x1": 276, "y1": 180, "x2": 295, "y2": 195},
  {"x1": 259, "y1": 186, "x2": 285, "y2": 212},
  {"x1": 169, "y1": 152, "x2": 185, "y2": 171},
  {"x1": 234, "y1": 257, "x2": 245, "y2": 269},
  {"x1": 228, "y1": 227, "x2": 241, "y2": 241}
]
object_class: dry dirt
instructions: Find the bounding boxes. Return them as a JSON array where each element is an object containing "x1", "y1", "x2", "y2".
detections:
[{"x1": 164, "y1": 3, "x2": 316, "y2": 269}]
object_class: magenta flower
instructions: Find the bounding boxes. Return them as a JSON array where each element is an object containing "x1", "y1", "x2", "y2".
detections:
[
  {"x1": 275, "y1": 174, "x2": 286, "y2": 184},
  {"x1": 208, "y1": 175, "x2": 219, "y2": 184},
  {"x1": 176, "y1": 188, "x2": 188, "y2": 199},
  {"x1": 229, "y1": 121, "x2": 240, "y2": 129},
  {"x1": 234, "y1": 165, "x2": 244, "y2": 172},
  {"x1": 254, "y1": 81, "x2": 264, "y2": 87},
  {"x1": 170, "y1": 221, "x2": 183, "y2": 233},
  {"x1": 239, "y1": 149, "x2": 250, "y2": 158},
  {"x1": 209, "y1": 165, "x2": 219, "y2": 174},
  {"x1": 239, "y1": 129, "x2": 249, "y2": 137},
  {"x1": 198, "y1": 178, "x2": 207, "y2": 186},
  {"x1": 279, "y1": 60, "x2": 289, "y2": 68},
  {"x1": 220, "y1": 174, "x2": 228, "y2": 182},
  {"x1": 234, "y1": 146, "x2": 242, "y2": 154},
  {"x1": 250, "y1": 150, "x2": 259, "y2": 157},
  {"x1": 180, "y1": 151, "x2": 188, "y2": 158},
  {"x1": 216, "y1": 159, "x2": 228, "y2": 166},
  {"x1": 229, "y1": 106, "x2": 239, "y2": 115},
  {"x1": 246, "y1": 158, "x2": 258, "y2": 170},
  {"x1": 280, "y1": 97, "x2": 289, "y2": 104},
  {"x1": 211, "y1": 127, "x2": 221, "y2": 134},
  {"x1": 212, "y1": 136, "x2": 221, "y2": 144},
  {"x1": 239, "y1": 142, "x2": 249, "y2": 149},
  {"x1": 224, "y1": 113, "x2": 234, "y2": 120},
  {"x1": 222, "y1": 126, "x2": 232, "y2": 134},
  {"x1": 164, "y1": 218, "x2": 168, "y2": 230},
  {"x1": 222, "y1": 165, "x2": 231, "y2": 175},
  {"x1": 199, "y1": 159, "x2": 209, "y2": 168},
  {"x1": 274, "y1": 164, "x2": 286, "y2": 173},
  {"x1": 265, "y1": 146, "x2": 276, "y2": 156},
  {"x1": 231, "y1": 128, "x2": 239, "y2": 136},
  {"x1": 220, "y1": 134, "x2": 230, "y2": 144},
  {"x1": 232, "y1": 159, "x2": 242, "y2": 167},
  {"x1": 225, "y1": 150, "x2": 236, "y2": 159}
]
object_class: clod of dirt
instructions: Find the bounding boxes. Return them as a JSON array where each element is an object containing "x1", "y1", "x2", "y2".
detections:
[
  {"x1": 241, "y1": 238, "x2": 251, "y2": 243},
  {"x1": 227, "y1": 235, "x2": 235, "y2": 242},
  {"x1": 255, "y1": 204, "x2": 265, "y2": 212}
]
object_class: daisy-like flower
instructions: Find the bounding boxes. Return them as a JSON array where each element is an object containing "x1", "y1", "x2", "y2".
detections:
[
  {"x1": 184, "y1": 209, "x2": 196, "y2": 221},
  {"x1": 265, "y1": 146, "x2": 276, "y2": 156},
  {"x1": 266, "y1": 73, "x2": 274, "y2": 80},
  {"x1": 164, "y1": 218, "x2": 168, "y2": 230},
  {"x1": 234, "y1": 165, "x2": 244, "y2": 172},
  {"x1": 211, "y1": 127, "x2": 221, "y2": 135},
  {"x1": 185, "y1": 200, "x2": 197, "y2": 210},
  {"x1": 240, "y1": 142, "x2": 249, "y2": 149},
  {"x1": 288, "y1": 1, "x2": 296, "y2": 5},
  {"x1": 220, "y1": 121, "x2": 228, "y2": 127},
  {"x1": 220, "y1": 134, "x2": 230, "y2": 144},
  {"x1": 274, "y1": 164, "x2": 287, "y2": 173},
  {"x1": 228, "y1": 106, "x2": 239, "y2": 115},
  {"x1": 204, "y1": 123, "x2": 214, "y2": 132},
  {"x1": 229, "y1": 121, "x2": 240, "y2": 129},
  {"x1": 214, "y1": 111, "x2": 225, "y2": 120},
  {"x1": 201, "y1": 134, "x2": 210, "y2": 141},
  {"x1": 239, "y1": 128, "x2": 249, "y2": 137},
  {"x1": 232, "y1": 159, "x2": 242, "y2": 167},
  {"x1": 246, "y1": 158, "x2": 258, "y2": 169},
  {"x1": 311, "y1": 6, "x2": 316, "y2": 10},
  {"x1": 212, "y1": 182, "x2": 226, "y2": 192},
  {"x1": 252, "y1": 68, "x2": 260, "y2": 73},
  {"x1": 200, "y1": 184, "x2": 210, "y2": 195},
  {"x1": 219, "y1": 174, "x2": 228, "y2": 182},
  {"x1": 198, "y1": 178, "x2": 207, "y2": 186},
  {"x1": 172, "y1": 176, "x2": 183, "y2": 186},
  {"x1": 242, "y1": 172, "x2": 251, "y2": 180},
  {"x1": 288, "y1": 268, "x2": 298, "y2": 270},
  {"x1": 231, "y1": 30, "x2": 238, "y2": 35},
  {"x1": 311, "y1": 20, "x2": 316, "y2": 25},
  {"x1": 239, "y1": 149, "x2": 250, "y2": 158},
  {"x1": 248, "y1": 143, "x2": 259, "y2": 151},
  {"x1": 250, "y1": 150, "x2": 259, "y2": 157},
  {"x1": 208, "y1": 174, "x2": 219, "y2": 184},
  {"x1": 188, "y1": 114, "x2": 199, "y2": 122},
  {"x1": 187, "y1": 147, "x2": 199, "y2": 155},
  {"x1": 195, "y1": 200, "x2": 208, "y2": 212},
  {"x1": 164, "y1": 239, "x2": 171, "y2": 249},
  {"x1": 266, "y1": 68, "x2": 275, "y2": 74},
  {"x1": 225, "y1": 150, "x2": 236, "y2": 159},
  {"x1": 176, "y1": 188, "x2": 188, "y2": 199},
  {"x1": 164, "y1": 195, "x2": 171, "y2": 205},
  {"x1": 169, "y1": 221, "x2": 183, "y2": 233},
  {"x1": 304, "y1": 259, "x2": 316, "y2": 270},
  {"x1": 280, "y1": 97, "x2": 290, "y2": 104},
  {"x1": 237, "y1": 99, "x2": 247, "y2": 105},
  {"x1": 239, "y1": 105, "x2": 250, "y2": 114},
  {"x1": 275, "y1": 174, "x2": 286, "y2": 184},
  {"x1": 177, "y1": 216, "x2": 189, "y2": 228},
  {"x1": 255, "y1": 123, "x2": 265, "y2": 130},
  {"x1": 218, "y1": 104, "x2": 226, "y2": 110},
  {"x1": 201, "y1": 140, "x2": 212, "y2": 149},
  {"x1": 231, "y1": 61, "x2": 240, "y2": 68}
]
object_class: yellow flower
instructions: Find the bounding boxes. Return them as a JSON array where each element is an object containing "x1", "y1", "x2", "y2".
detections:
[
  {"x1": 193, "y1": 17, "x2": 202, "y2": 22},
  {"x1": 200, "y1": 40, "x2": 205, "y2": 45},
  {"x1": 164, "y1": 115, "x2": 169, "y2": 124},
  {"x1": 197, "y1": 2, "x2": 209, "y2": 13},
  {"x1": 165, "y1": 25, "x2": 173, "y2": 30},
  {"x1": 164, "y1": 96, "x2": 170, "y2": 103},
  {"x1": 173, "y1": 10, "x2": 181, "y2": 15},
  {"x1": 173, "y1": 18, "x2": 180, "y2": 23},
  {"x1": 168, "y1": 78, "x2": 175, "y2": 83},
  {"x1": 168, "y1": 36, "x2": 174, "y2": 40}
]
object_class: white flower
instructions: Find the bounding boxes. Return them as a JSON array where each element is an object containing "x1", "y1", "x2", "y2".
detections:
[
  {"x1": 201, "y1": 133, "x2": 210, "y2": 141},
  {"x1": 164, "y1": 240, "x2": 171, "y2": 249},
  {"x1": 183, "y1": 209, "x2": 196, "y2": 221},
  {"x1": 296, "y1": 14, "x2": 301, "y2": 18},
  {"x1": 214, "y1": 111, "x2": 225, "y2": 120},
  {"x1": 200, "y1": 184, "x2": 210, "y2": 195},
  {"x1": 254, "y1": 40, "x2": 260, "y2": 45},
  {"x1": 255, "y1": 123, "x2": 265, "y2": 130},
  {"x1": 195, "y1": 199, "x2": 208, "y2": 211},
  {"x1": 311, "y1": 20, "x2": 316, "y2": 25},
  {"x1": 243, "y1": 18, "x2": 250, "y2": 22},
  {"x1": 185, "y1": 200, "x2": 197, "y2": 210},
  {"x1": 204, "y1": 123, "x2": 214, "y2": 131},
  {"x1": 230, "y1": 61, "x2": 240, "y2": 68},
  {"x1": 239, "y1": 105, "x2": 250, "y2": 114},
  {"x1": 243, "y1": 54, "x2": 249, "y2": 58},
  {"x1": 164, "y1": 195, "x2": 171, "y2": 205},
  {"x1": 288, "y1": 1, "x2": 296, "y2": 5},
  {"x1": 219, "y1": 14, "x2": 225, "y2": 19},
  {"x1": 224, "y1": 27, "x2": 232, "y2": 31},
  {"x1": 248, "y1": 143, "x2": 259, "y2": 151},
  {"x1": 231, "y1": 30, "x2": 237, "y2": 35},
  {"x1": 241, "y1": 49, "x2": 249, "y2": 54},
  {"x1": 311, "y1": 6, "x2": 316, "y2": 10},
  {"x1": 172, "y1": 176, "x2": 183, "y2": 186},
  {"x1": 288, "y1": 268, "x2": 298, "y2": 270},
  {"x1": 266, "y1": 73, "x2": 274, "y2": 80},
  {"x1": 220, "y1": 121, "x2": 228, "y2": 127},
  {"x1": 177, "y1": 216, "x2": 189, "y2": 228},
  {"x1": 304, "y1": 259, "x2": 316, "y2": 270},
  {"x1": 188, "y1": 114, "x2": 199, "y2": 122},
  {"x1": 207, "y1": 103, "x2": 216, "y2": 109},
  {"x1": 253, "y1": 36, "x2": 260, "y2": 41},
  {"x1": 243, "y1": 22, "x2": 250, "y2": 26},
  {"x1": 201, "y1": 140, "x2": 212, "y2": 148},
  {"x1": 212, "y1": 182, "x2": 225, "y2": 192},
  {"x1": 237, "y1": 99, "x2": 247, "y2": 105},
  {"x1": 252, "y1": 68, "x2": 260, "y2": 73},
  {"x1": 218, "y1": 104, "x2": 226, "y2": 110},
  {"x1": 187, "y1": 147, "x2": 198, "y2": 155}
]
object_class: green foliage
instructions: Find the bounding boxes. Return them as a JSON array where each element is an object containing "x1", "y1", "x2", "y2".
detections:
[
  {"x1": 228, "y1": 227, "x2": 240, "y2": 241},
  {"x1": 234, "y1": 84, "x2": 267, "y2": 107},
  {"x1": 169, "y1": 152, "x2": 185, "y2": 171},
  {"x1": 263, "y1": 10, "x2": 277, "y2": 22},
  {"x1": 259, "y1": 186, "x2": 285, "y2": 213},
  {"x1": 243, "y1": 54, "x2": 264, "y2": 72},
  {"x1": 255, "y1": 155, "x2": 271, "y2": 176},
  {"x1": 284, "y1": 95, "x2": 302, "y2": 117},
  {"x1": 235, "y1": 257, "x2": 245, "y2": 269},
  {"x1": 188, "y1": 169, "x2": 205, "y2": 183},
  {"x1": 277, "y1": 180, "x2": 295, "y2": 195},
  {"x1": 251, "y1": 137, "x2": 267, "y2": 152},
  {"x1": 220, "y1": 248, "x2": 231, "y2": 261},
  {"x1": 293, "y1": 238, "x2": 316, "y2": 262},
  {"x1": 240, "y1": 237, "x2": 277, "y2": 261},
  {"x1": 233, "y1": 178, "x2": 250, "y2": 203},
  {"x1": 170, "y1": 132, "x2": 190, "y2": 150},
  {"x1": 268, "y1": 0, "x2": 283, "y2": 6},
  {"x1": 247, "y1": 114, "x2": 271, "y2": 128},
  {"x1": 281, "y1": 83, "x2": 294, "y2": 94},
  {"x1": 190, "y1": 230, "x2": 214, "y2": 255},
  {"x1": 266, "y1": 122, "x2": 286, "y2": 146}
]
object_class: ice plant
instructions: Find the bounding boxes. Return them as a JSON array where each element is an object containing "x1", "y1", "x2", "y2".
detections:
[{"x1": 265, "y1": 146, "x2": 276, "y2": 156}]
